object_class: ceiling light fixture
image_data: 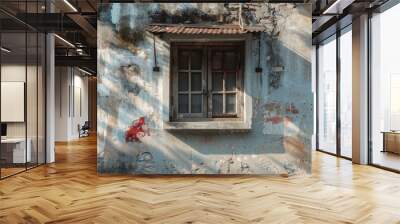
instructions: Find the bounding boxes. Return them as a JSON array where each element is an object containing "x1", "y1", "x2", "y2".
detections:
[
  {"x1": 1, "y1": 47, "x2": 11, "y2": 53},
  {"x1": 54, "y1": 34, "x2": 75, "y2": 48},
  {"x1": 63, "y1": 0, "x2": 78, "y2": 12},
  {"x1": 322, "y1": 0, "x2": 354, "y2": 15}
]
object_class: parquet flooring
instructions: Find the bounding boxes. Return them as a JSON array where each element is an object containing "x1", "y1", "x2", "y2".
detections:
[{"x1": 1, "y1": 135, "x2": 400, "y2": 224}]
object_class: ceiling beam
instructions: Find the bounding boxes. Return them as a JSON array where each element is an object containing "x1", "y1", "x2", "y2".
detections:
[
  {"x1": 67, "y1": 13, "x2": 97, "y2": 40},
  {"x1": 55, "y1": 55, "x2": 96, "y2": 71}
]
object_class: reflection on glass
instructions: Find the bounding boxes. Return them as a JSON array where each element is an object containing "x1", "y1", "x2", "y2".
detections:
[{"x1": 318, "y1": 36, "x2": 337, "y2": 154}]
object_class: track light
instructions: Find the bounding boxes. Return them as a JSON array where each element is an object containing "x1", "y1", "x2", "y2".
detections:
[
  {"x1": 1, "y1": 47, "x2": 11, "y2": 53},
  {"x1": 78, "y1": 67, "x2": 93, "y2": 76},
  {"x1": 54, "y1": 34, "x2": 75, "y2": 48},
  {"x1": 322, "y1": 0, "x2": 354, "y2": 15},
  {"x1": 63, "y1": 0, "x2": 78, "y2": 12}
]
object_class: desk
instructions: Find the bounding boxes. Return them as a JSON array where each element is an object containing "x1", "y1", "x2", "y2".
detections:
[
  {"x1": 382, "y1": 131, "x2": 400, "y2": 154},
  {"x1": 1, "y1": 138, "x2": 31, "y2": 163}
]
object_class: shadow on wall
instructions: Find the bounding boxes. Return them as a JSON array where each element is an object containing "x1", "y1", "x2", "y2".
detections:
[{"x1": 97, "y1": 3, "x2": 312, "y2": 175}]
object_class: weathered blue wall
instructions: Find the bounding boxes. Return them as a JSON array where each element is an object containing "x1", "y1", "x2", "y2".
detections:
[{"x1": 97, "y1": 3, "x2": 313, "y2": 175}]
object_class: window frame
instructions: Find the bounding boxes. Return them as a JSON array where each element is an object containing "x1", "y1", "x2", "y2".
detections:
[{"x1": 170, "y1": 41, "x2": 244, "y2": 122}]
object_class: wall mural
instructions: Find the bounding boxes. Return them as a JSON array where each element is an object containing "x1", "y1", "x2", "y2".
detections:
[{"x1": 97, "y1": 3, "x2": 313, "y2": 175}]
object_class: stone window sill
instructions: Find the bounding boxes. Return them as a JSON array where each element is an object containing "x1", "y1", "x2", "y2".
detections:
[{"x1": 163, "y1": 121, "x2": 251, "y2": 131}]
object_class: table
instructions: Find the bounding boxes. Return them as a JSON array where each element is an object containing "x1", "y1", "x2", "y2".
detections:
[{"x1": 1, "y1": 138, "x2": 31, "y2": 164}]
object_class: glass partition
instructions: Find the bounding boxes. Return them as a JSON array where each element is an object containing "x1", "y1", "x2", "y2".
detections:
[
  {"x1": 1, "y1": 30, "x2": 28, "y2": 177},
  {"x1": 0, "y1": 1, "x2": 46, "y2": 179}
]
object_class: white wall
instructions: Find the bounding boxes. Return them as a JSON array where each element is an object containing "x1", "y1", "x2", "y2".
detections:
[
  {"x1": 55, "y1": 67, "x2": 89, "y2": 141},
  {"x1": 1, "y1": 63, "x2": 46, "y2": 164},
  {"x1": 1, "y1": 65, "x2": 39, "y2": 137}
]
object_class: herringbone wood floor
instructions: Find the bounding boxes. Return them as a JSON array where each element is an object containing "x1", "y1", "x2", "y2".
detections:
[{"x1": 1, "y1": 136, "x2": 400, "y2": 224}]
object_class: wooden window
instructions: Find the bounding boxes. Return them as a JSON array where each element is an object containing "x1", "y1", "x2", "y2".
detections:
[{"x1": 171, "y1": 42, "x2": 244, "y2": 121}]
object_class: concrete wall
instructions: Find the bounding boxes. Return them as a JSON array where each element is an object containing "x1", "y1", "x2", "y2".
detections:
[
  {"x1": 97, "y1": 3, "x2": 313, "y2": 175},
  {"x1": 55, "y1": 67, "x2": 89, "y2": 141}
]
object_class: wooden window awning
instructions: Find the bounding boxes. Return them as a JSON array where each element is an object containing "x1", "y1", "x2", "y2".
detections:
[{"x1": 146, "y1": 24, "x2": 265, "y2": 35}]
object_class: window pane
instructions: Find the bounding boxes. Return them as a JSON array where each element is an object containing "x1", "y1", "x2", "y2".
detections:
[
  {"x1": 212, "y1": 52, "x2": 222, "y2": 70},
  {"x1": 179, "y1": 51, "x2": 189, "y2": 70},
  {"x1": 224, "y1": 51, "x2": 237, "y2": 70},
  {"x1": 212, "y1": 72, "x2": 223, "y2": 91},
  {"x1": 178, "y1": 72, "x2": 188, "y2": 91},
  {"x1": 226, "y1": 72, "x2": 236, "y2": 91},
  {"x1": 178, "y1": 94, "x2": 189, "y2": 113},
  {"x1": 191, "y1": 94, "x2": 202, "y2": 113},
  {"x1": 226, "y1": 94, "x2": 236, "y2": 113},
  {"x1": 340, "y1": 29, "x2": 352, "y2": 158},
  {"x1": 318, "y1": 36, "x2": 337, "y2": 155},
  {"x1": 212, "y1": 94, "x2": 223, "y2": 114},
  {"x1": 371, "y1": 5, "x2": 400, "y2": 171},
  {"x1": 191, "y1": 72, "x2": 202, "y2": 91},
  {"x1": 191, "y1": 51, "x2": 202, "y2": 70}
]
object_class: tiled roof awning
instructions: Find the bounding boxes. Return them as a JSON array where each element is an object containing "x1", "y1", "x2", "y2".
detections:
[{"x1": 146, "y1": 24, "x2": 265, "y2": 35}]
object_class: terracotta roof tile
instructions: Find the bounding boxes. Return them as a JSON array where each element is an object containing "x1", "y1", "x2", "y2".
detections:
[{"x1": 146, "y1": 24, "x2": 265, "y2": 34}]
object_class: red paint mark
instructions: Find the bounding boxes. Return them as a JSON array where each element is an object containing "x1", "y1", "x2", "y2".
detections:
[
  {"x1": 286, "y1": 103, "x2": 299, "y2": 114},
  {"x1": 266, "y1": 116, "x2": 283, "y2": 124},
  {"x1": 125, "y1": 117, "x2": 150, "y2": 142}
]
